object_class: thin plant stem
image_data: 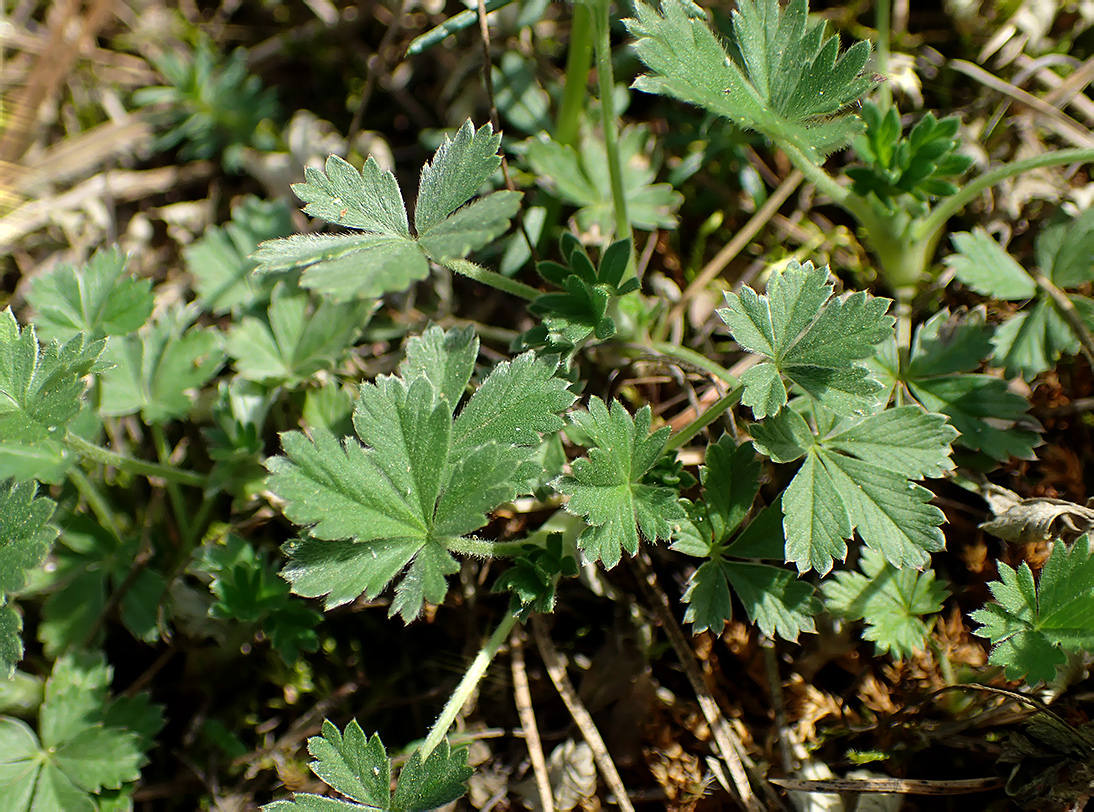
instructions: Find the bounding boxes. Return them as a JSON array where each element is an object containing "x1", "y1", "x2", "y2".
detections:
[
  {"x1": 590, "y1": 0, "x2": 633, "y2": 269},
  {"x1": 1033, "y1": 269, "x2": 1094, "y2": 370},
  {"x1": 68, "y1": 468, "x2": 123, "y2": 542},
  {"x1": 421, "y1": 608, "x2": 521, "y2": 758},
  {"x1": 874, "y1": 0, "x2": 892, "y2": 110},
  {"x1": 647, "y1": 340, "x2": 739, "y2": 385},
  {"x1": 62, "y1": 433, "x2": 206, "y2": 487},
  {"x1": 152, "y1": 425, "x2": 191, "y2": 547},
  {"x1": 665, "y1": 387, "x2": 743, "y2": 451},
  {"x1": 556, "y1": 4, "x2": 593, "y2": 147},
  {"x1": 444, "y1": 258, "x2": 541, "y2": 301},
  {"x1": 914, "y1": 148, "x2": 1094, "y2": 242}
]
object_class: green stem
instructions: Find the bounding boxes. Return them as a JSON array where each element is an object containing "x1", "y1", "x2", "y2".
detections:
[
  {"x1": 556, "y1": 4, "x2": 593, "y2": 147},
  {"x1": 665, "y1": 386, "x2": 743, "y2": 451},
  {"x1": 444, "y1": 258, "x2": 541, "y2": 301},
  {"x1": 152, "y1": 425, "x2": 192, "y2": 547},
  {"x1": 590, "y1": 0, "x2": 633, "y2": 267},
  {"x1": 646, "y1": 341, "x2": 738, "y2": 385},
  {"x1": 68, "y1": 469, "x2": 124, "y2": 543},
  {"x1": 62, "y1": 433, "x2": 206, "y2": 487},
  {"x1": 914, "y1": 148, "x2": 1094, "y2": 243},
  {"x1": 446, "y1": 536, "x2": 532, "y2": 558},
  {"x1": 874, "y1": 0, "x2": 892, "y2": 110},
  {"x1": 421, "y1": 608, "x2": 522, "y2": 758}
]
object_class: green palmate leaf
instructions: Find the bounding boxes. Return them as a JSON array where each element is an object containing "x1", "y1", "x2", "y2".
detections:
[
  {"x1": 264, "y1": 721, "x2": 471, "y2": 811},
  {"x1": 527, "y1": 237, "x2": 639, "y2": 346},
  {"x1": 847, "y1": 103, "x2": 974, "y2": 214},
  {"x1": 98, "y1": 305, "x2": 225, "y2": 424},
  {"x1": 0, "y1": 479, "x2": 57, "y2": 677},
  {"x1": 0, "y1": 653, "x2": 159, "y2": 812},
  {"x1": 991, "y1": 297, "x2": 1078, "y2": 381},
  {"x1": 555, "y1": 398, "x2": 686, "y2": 569},
  {"x1": 0, "y1": 309, "x2": 106, "y2": 448},
  {"x1": 971, "y1": 538, "x2": 1094, "y2": 685},
  {"x1": 194, "y1": 534, "x2": 321, "y2": 664},
  {"x1": 673, "y1": 436, "x2": 816, "y2": 639},
  {"x1": 267, "y1": 327, "x2": 571, "y2": 621},
  {"x1": 254, "y1": 120, "x2": 522, "y2": 301},
  {"x1": 718, "y1": 260, "x2": 892, "y2": 418},
  {"x1": 524, "y1": 125, "x2": 683, "y2": 236},
  {"x1": 822, "y1": 547, "x2": 950, "y2": 658},
  {"x1": 225, "y1": 283, "x2": 373, "y2": 386},
  {"x1": 185, "y1": 195, "x2": 295, "y2": 315},
  {"x1": 626, "y1": 0, "x2": 879, "y2": 163},
  {"x1": 751, "y1": 404, "x2": 955, "y2": 575},
  {"x1": 38, "y1": 515, "x2": 167, "y2": 654},
  {"x1": 26, "y1": 247, "x2": 153, "y2": 342},
  {"x1": 868, "y1": 312, "x2": 1040, "y2": 461}
]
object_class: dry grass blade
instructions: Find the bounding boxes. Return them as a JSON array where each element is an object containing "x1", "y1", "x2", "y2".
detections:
[
  {"x1": 628, "y1": 554, "x2": 772, "y2": 812},
  {"x1": 510, "y1": 627, "x2": 554, "y2": 812},
  {"x1": 530, "y1": 614, "x2": 636, "y2": 812}
]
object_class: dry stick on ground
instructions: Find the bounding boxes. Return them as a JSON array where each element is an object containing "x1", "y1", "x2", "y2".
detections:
[
  {"x1": 530, "y1": 614, "x2": 636, "y2": 812},
  {"x1": 510, "y1": 627, "x2": 555, "y2": 812},
  {"x1": 667, "y1": 169, "x2": 805, "y2": 332},
  {"x1": 629, "y1": 553, "x2": 781, "y2": 812}
]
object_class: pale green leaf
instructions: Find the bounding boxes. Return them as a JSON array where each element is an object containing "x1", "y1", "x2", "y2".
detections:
[
  {"x1": 399, "y1": 324, "x2": 478, "y2": 408},
  {"x1": 626, "y1": 0, "x2": 878, "y2": 163},
  {"x1": 946, "y1": 229, "x2": 1036, "y2": 300},
  {"x1": 297, "y1": 155, "x2": 410, "y2": 235},
  {"x1": 306, "y1": 720, "x2": 389, "y2": 807},
  {"x1": 782, "y1": 450, "x2": 851, "y2": 575},
  {"x1": 415, "y1": 121, "x2": 504, "y2": 234},
  {"x1": 186, "y1": 195, "x2": 295, "y2": 315},
  {"x1": 971, "y1": 538, "x2": 1094, "y2": 684},
  {"x1": 26, "y1": 247, "x2": 153, "y2": 342},
  {"x1": 0, "y1": 310, "x2": 105, "y2": 444},
  {"x1": 991, "y1": 298, "x2": 1077, "y2": 381},
  {"x1": 718, "y1": 261, "x2": 891, "y2": 418},
  {"x1": 98, "y1": 305, "x2": 224, "y2": 424},
  {"x1": 822, "y1": 547, "x2": 949, "y2": 658},
  {"x1": 225, "y1": 284, "x2": 372, "y2": 385},
  {"x1": 824, "y1": 406, "x2": 957, "y2": 479},
  {"x1": 0, "y1": 604, "x2": 21, "y2": 681},
  {"x1": 555, "y1": 399, "x2": 684, "y2": 568}
]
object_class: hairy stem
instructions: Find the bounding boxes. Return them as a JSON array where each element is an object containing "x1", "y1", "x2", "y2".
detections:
[
  {"x1": 915, "y1": 148, "x2": 1094, "y2": 242},
  {"x1": 63, "y1": 433, "x2": 206, "y2": 487},
  {"x1": 645, "y1": 341, "x2": 738, "y2": 385},
  {"x1": 556, "y1": 4, "x2": 593, "y2": 147},
  {"x1": 444, "y1": 257, "x2": 541, "y2": 301},
  {"x1": 421, "y1": 608, "x2": 521, "y2": 757},
  {"x1": 590, "y1": 0, "x2": 633, "y2": 268}
]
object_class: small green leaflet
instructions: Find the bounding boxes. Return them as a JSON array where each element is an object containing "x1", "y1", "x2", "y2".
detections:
[
  {"x1": 868, "y1": 310, "x2": 1041, "y2": 462},
  {"x1": 25, "y1": 247, "x2": 153, "y2": 342},
  {"x1": 98, "y1": 304, "x2": 225, "y2": 424},
  {"x1": 822, "y1": 547, "x2": 949, "y2": 658},
  {"x1": 192, "y1": 534, "x2": 321, "y2": 664},
  {"x1": 717, "y1": 260, "x2": 893, "y2": 419},
  {"x1": 554, "y1": 398, "x2": 685, "y2": 569},
  {"x1": 0, "y1": 653, "x2": 162, "y2": 812},
  {"x1": 253, "y1": 120, "x2": 522, "y2": 301},
  {"x1": 0, "y1": 308, "x2": 106, "y2": 447},
  {"x1": 225, "y1": 283, "x2": 373, "y2": 386},
  {"x1": 626, "y1": 0, "x2": 879, "y2": 163},
  {"x1": 267, "y1": 326, "x2": 573, "y2": 621},
  {"x1": 0, "y1": 479, "x2": 58, "y2": 678},
  {"x1": 527, "y1": 235, "x2": 639, "y2": 346},
  {"x1": 971, "y1": 537, "x2": 1094, "y2": 685},
  {"x1": 524, "y1": 125, "x2": 682, "y2": 236},
  {"x1": 750, "y1": 403, "x2": 956, "y2": 575},
  {"x1": 185, "y1": 195, "x2": 295, "y2": 315},
  {"x1": 263, "y1": 720, "x2": 472, "y2": 811},
  {"x1": 672, "y1": 436, "x2": 818, "y2": 640},
  {"x1": 946, "y1": 210, "x2": 1094, "y2": 381}
]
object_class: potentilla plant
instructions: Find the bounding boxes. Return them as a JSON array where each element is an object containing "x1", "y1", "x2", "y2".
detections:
[{"x1": 3, "y1": 0, "x2": 1094, "y2": 809}]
